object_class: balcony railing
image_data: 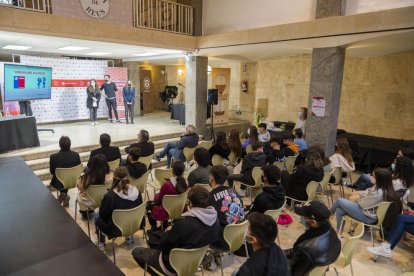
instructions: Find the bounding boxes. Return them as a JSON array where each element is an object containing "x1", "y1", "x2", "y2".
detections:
[
  {"x1": 133, "y1": 0, "x2": 194, "y2": 35},
  {"x1": 0, "y1": 0, "x2": 51, "y2": 13}
]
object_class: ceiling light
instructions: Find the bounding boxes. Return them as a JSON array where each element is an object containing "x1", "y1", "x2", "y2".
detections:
[
  {"x1": 132, "y1": 52, "x2": 159, "y2": 57},
  {"x1": 58, "y1": 46, "x2": 90, "y2": 51},
  {"x1": 86, "y1": 52, "x2": 111, "y2": 56},
  {"x1": 156, "y1": 49, "x2": 183, "y2": 54},
  {"x1": 2, "y1": 45, "x2": 32, "y2": 50}
]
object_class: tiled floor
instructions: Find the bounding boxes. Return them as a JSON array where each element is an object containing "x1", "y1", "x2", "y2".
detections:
[{"x1": 59, "y1": 170, "x2": 414, "y2": 276}]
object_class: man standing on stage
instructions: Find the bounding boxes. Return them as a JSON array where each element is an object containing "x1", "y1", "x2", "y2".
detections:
[{"x1": 100, "y1": 74, "x2": 121, "y2": 123}]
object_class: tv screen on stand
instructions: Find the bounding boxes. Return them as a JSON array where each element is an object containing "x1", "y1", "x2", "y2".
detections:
[{"x1": 3, "y1": 64, "x2": 52, "y2": 102}]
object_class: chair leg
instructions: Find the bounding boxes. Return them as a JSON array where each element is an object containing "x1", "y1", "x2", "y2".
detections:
[
  {"x1": 144, "y1": 263, "x2": 148, "y2": 276},
  {"x1": 370, "y1": 227, "x2": 375, "y2": 247},
  {"x1": 334, "y1": 267, "x2": 339, "y2": 276},
  {"x1": 277, "y1": 235, "x2": 281, "y2": 247},
  {"x1": 380, "y1": 226, "x2": 385, "y2": 243},
  {"x1": 86, "y1": 209, "x2": 91, "y2": 238},
  {"x1": 112, "y1": 239, "x2": 116, "y2": 265},
  {"x1": 350, "y1": 261, "x2": 354, "y2": 276},
  {"x1": 244, "y1": 241, "x2": 249, "y2": 258},
  {"x1": 201, "y1": 266, "x2": 204, "y2": 276},
  {"x1": 339, "y1": 218, "x2": 345, "y2": 236},
  {"x1": 220, "y1": 253, "x2": 224, "y2": 276},
  {"x1": 74, "y1": 199, "x2": 78, "y2": 221}
]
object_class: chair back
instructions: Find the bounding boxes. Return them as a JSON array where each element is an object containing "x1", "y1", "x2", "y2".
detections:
[
  {"x1": 162, "y1": 190, "x2": 189, "y2": 220},
  {"x1": 169, "y1": 246, "x2": 210, "y2": 276},
  {"x1": 407, "y1": 185, "x2": 414, "y2": 204},
  {"x1": 193, "y1": 183, "x2": 212, "y2": 192},
  {"x1": 108, "y1": 159, "x2": 120, "y2": 171},
  {"x1": 199, "y1": 140, "x2": 213, "y2": 150},
  {"x1": 56, "y1": 164, "x2": 84, "y2": 190},
  {"x1": 228, "y1": 151, "x2": 238, "y2": 166},
  {"x1": 273, "y1": 161, "x2": 285, "y2": 171},
  {"x1": 332, "y1": 167, "x2": 342, "y2": 185},
  {"x1": 340, "y1": 221, "x2": 364, "y2": 267},
  {"x1": 112, "y1": 201, "x2": 147, "y2": 237},
  {"x1": 138, "y1": 155, "x2": 152, "y2": 169},
  {"x1": 129, "y1": 171, "x2": 150, "y2": 194},
  {"x1": 264, "y1": 200, "x2": 286, "y2": 221},
  {"x1": 251, "y1": 167, "x2": 263, "y2": 188},
  {"x1": 375, "y1": 201, "x2": 393, "y2": 227},
  {"x1": 183, "y1": 147, "x2": 196, "y2": 162},
  {"x1": 308, "y1": 266, "x2": 328, "y2": 276},
  {"x1": 223, "y1": 220, "x2": 249, "y2": 252},
  {"x1": 285, "y1": 155, "x2": 297, "y2": 173},
  {"x1": 153, "y1": 168, "x2": 172, "y2": 190},
  {"x1": 85, "y1": 184, "x2": 110, "y2": 207},
  {"x1": 246, "y1": 144, "x2": 253, "y2": 154},
  {"x1": 306, "y1": 181, "x2": 320, "y2": 202},
  {"x1": 320, "y1": 169, "x2": 334, "y2": 193},
  {"x1": 212, "y1": 154, "x2": 224, "y2": 166}
]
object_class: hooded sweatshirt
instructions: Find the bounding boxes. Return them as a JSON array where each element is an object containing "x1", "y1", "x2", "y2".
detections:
[
  {"x1": 159, "y1": 207, "x2": 219, "y2": 274},
  {"x1": 241, "y1": 152, "x2": 268, "y2": 176},
  {"x1": 249, "y1": 184, "x2": 285, "y2": 214},
  {"x1": 284, "y1": 164, "x2": 324, "y2": 201}
]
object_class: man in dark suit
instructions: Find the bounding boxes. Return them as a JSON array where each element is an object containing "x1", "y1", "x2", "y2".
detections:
[
  {"x1": 125, "y1": 129, "x2": 155, "y2": 157},
  {"x1": 49, "y1": 136, "x2": 81, "y2": 207},
  {"x1": 87, "y1": 133, "x2": 121, "y2": 168}
]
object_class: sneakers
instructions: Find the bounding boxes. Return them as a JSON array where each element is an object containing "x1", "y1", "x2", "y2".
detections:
[
  {"x1": 367, "y1": 243, "x2": 392, "y2": 258},
  {"x1": 96, "y1": 241, "x2": 106, "y2": 252},
  {"x1": 153, "y1": 155, "x2": 161, "y2": 162},
  {"x1": 202, "y1": 253, "x2": 218, "y2": 271},
  {"x1": 125, "y1": 235, "x2": 135, "y2": 245},
  {"x1": 94, "y1": 121, "x2": 99, "y2": 125},
  {"x1": 63, "y1": 195, "x2": 70, "y2": 207},
  {"x1": 58, "y1": 193, "x2": 70, "y2": 207},
  {"x1": 108, "y1": 119, "x2": 113, "y2": 123},
  {"x1": 91, "y1": 122, "x2": 95, "y2": 126},
  {"x1": 116, "y1": 120, "x2": 121, "y2": 124}
]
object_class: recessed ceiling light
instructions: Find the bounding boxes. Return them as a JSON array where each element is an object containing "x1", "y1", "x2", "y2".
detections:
[
  {"x1": 86, "y1": 52, "x2": 111, "y2": 56},
  {"x1": 132, "y1": 52, "x2": 159, "y2": 57},
  {"x1": 156, "y1": 49, "x2": 183, "y2": 54},
  {"x1": 58, "y1": 46, "x2": 90, "y2": 51},
  {"x1": 2, "y1": 45, "x2": 32, "y2": 50}
]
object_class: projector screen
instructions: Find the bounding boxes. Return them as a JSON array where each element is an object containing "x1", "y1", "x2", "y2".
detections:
[{"x1": 4, "y1": 64, "x2": 52, "y2": 102}]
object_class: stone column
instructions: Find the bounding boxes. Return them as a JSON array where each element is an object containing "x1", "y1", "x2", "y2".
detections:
[
  {"x1": 185, "y1": 55, "x2": 208, "y2": 137},
  {"x1": 123, "y1": 61, "x2": 141, "y2": 116},
  {"x1": 306, "y1": 0, "x2": 347, "y2": 156}
]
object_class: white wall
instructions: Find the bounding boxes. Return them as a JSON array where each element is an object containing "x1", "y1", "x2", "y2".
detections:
[{"x1": 202, "y1": 0, "x2": 414, "y2": 35}]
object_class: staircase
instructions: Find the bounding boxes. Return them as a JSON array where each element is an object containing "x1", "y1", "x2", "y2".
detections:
[{"x1": 25, "y1": 132, "x2": 184, "y2": 184}]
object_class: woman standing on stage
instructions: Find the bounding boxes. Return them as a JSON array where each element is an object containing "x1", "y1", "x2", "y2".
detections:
[{"x1": 87, "y1": 79, "x2": 101, "y2": 126}]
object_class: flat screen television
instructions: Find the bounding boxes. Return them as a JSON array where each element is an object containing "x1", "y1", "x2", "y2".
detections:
[{"x1": 3, "y1": 64, "x2": 52, "y2": 102}]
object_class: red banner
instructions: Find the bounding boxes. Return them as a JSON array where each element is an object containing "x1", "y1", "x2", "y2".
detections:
[{"x1": 51, "y1": 79, "x2": 105, "y2": 87}]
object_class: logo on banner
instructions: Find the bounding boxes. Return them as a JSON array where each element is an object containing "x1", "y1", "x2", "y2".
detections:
[
  {"x1": 80, "y1": 0, "x2": 110, "y2": 19},
  {"x1": 143, "y1": 77, "x2": 151, "y2": 92},
  {"x1": 13, "y1": 76, "x2": 25, "y2": 89}
]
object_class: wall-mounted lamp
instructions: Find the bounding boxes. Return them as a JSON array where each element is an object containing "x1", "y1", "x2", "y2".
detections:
[
  {"x1": 207, "y1": 65, "x2": 212, "y2": 74},
  {"x1": 160, "y1": 69, "x2": 165, "y2": 76},
  {"x1": 177, "y1": 69, "x2": 184, "y2": 76}
]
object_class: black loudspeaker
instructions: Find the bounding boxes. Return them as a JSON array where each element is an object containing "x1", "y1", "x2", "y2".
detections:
[{"x1": 208, "y1": 89, "x2": 218, "y2": 105}]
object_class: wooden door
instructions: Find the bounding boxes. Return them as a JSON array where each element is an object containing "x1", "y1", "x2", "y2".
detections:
[{"x1": 140, "y1": 69, "x2": 153, "y2": 114}]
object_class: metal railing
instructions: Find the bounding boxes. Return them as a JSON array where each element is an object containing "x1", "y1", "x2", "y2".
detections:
[
  {"x1": 133, "y1": 0, "x2": 193, "y2": 35},
  {"x1": 0, "y1": 0, "x2": 51, "y2": 13}
]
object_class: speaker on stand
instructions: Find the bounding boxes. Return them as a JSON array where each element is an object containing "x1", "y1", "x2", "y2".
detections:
[{"x1": 208, "y1": 89, "x2": 218, "y2": 141}]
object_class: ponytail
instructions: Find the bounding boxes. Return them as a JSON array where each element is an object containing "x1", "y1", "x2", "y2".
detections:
[
  {"x1": 112, "y1": 166, "x2": 130, "y2": 195},
  {"x1": 175, "y1": 176, "x2": 188, "y2": 194}
]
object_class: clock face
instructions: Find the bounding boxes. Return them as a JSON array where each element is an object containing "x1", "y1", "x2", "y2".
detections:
[{"x1": 80, "y1": 0, "x2": 110, "y2": 19}]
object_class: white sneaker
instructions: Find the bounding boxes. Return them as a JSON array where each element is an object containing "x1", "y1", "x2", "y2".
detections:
[
  {"x1": 91, "y1": 122, "x2": 95, "y2": 126},
  {"x1": 94, "y1": 121, "x2": 99, "y2": 125},
  {"x1": 125, "y1": 235, "x2": 135, "y2": 245},
  {"x1": 367, "y1": 243, "x2": 392, "y2": 258}
]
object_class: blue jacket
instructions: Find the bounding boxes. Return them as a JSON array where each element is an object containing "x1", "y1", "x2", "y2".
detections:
[
  {"x1": 123, "y1": 87, "x2": 135, "y2": 104},
  {"x1": 173, "y1": 133, "x2": 199, "y2": 161}
]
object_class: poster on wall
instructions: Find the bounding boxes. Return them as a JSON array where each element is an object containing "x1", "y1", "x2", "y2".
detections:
[
  {"x1": 211, "y1": 68, "x2": 231, "y2": 124},
  {"x1": 311, "y1": 96, "x2": 326, "y2": 117}
]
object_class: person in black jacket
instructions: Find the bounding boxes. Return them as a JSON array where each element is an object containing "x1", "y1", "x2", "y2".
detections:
[
  {"x1": 49, "y1": 136, "x2": 81, "y2": 207},
  {"x1": 248, "y1": 164, "x2": 285, "y2": 214},
  {"x1": 127, "y1": 148, "x2": 147, "y2": 179},
  {"x1": 281, "y1": 147, "x2": 324, "y2": 202},
  {"x1": 233, "y1": 212, "x2": 291, "y2": 276},
  {"x1": 188, "y1": 147, "x2": 212, "y2": 187},
  {"x1": 95, "y1": 166, "x2": 142, "y2": 250},
  {"x1": 86, "y1": 78, "x2": 101, "y2": 126},
  {"x1": 209, "y1": 131, "x2": 230, "y2": 160},
  {"x1": 227, "y1": 141, "x2": 268, "y2": 196},
  {"x1": 265, "y1": 137, "x2": 294, "y2": 164},
  {"x1": 125, "y1": 129, "x2": 155, "y2": 157},
  {"x1": 87, "y1": 133, "x2": 121, "y2": 168},
  {"x1": 286, "y1": 201, "x2": 341, "y2": 276},
  {"x1": 132, "y1": 186, "x2": 219, "y2": 275}
]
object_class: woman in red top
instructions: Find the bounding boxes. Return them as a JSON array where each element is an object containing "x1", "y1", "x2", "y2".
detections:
[{"x1": 147, "y1": 161, "x2": 188, "y2": 231}]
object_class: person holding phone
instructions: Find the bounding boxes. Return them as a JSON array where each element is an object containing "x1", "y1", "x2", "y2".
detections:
[
  {"x1": 86, "y1": 78, "x2": 101, "y2": 126},
  {"x1": 100, "y1": 74, "x2": 121, "y2": 123}
]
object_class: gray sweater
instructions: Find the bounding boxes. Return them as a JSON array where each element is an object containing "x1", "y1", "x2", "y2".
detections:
[
  {"x1": 358, "y1": 186, "x2": 384, "y2": 219},
  {"x1": 188, "y1": 166, "x2": 211, "y2": 187}
]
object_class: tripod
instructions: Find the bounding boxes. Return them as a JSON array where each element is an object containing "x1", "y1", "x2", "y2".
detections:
[{"x1": 210, "y1": 104, "x2": 215, "y2": 142}]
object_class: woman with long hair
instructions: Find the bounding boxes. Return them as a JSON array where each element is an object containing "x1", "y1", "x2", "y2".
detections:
[
  {"x1": 209, "y1": 131, "x2": 230, "y2": 160},
  {"x1": 294, "y1": 106, "x2": 308, "y2": 134},
  {"x1": 242, "y1": 125, "x2": 259, "y2": 150},
  {"x1": 393, "y1": 156, "x2": 414, "y2": 193},
  {"x1": 331, "y1": 168, "x2": 396, "y2": 232},
  {"x1": 228, "y1": 129, "x2": 242, "y2": 158},
  {"x1": 86, "y1": 78, "x2": 101, "y2": 126},
  {"x1": 77, "y1": 154, "x2": 112, "y2": 218},
  {"x1": 95, "y1": 166, "x2": 142, "y2": 249},
  {"x1": 330, "y1": 138, "x2": 355, "y2": 173}
]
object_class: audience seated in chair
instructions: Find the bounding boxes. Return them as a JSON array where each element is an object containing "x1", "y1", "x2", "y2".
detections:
[
  {"x1": 154, "y1": 124, "x2": 199, "y2": 169},
  {"x1": 228, "y1": 129, "x2": 243, "y2": 159},
  {"x1": 188, "y1": 147, "x2": 212, "y2": 187},
  {"x1": 77, "y1": 154, "x2": 113, "y2": 218},
  {"x1": 95, "y1": 166, "x2": 142, "y2": 250},
  {"x1": 147, "y1": 162, "x2": 188, "y2": 231},
  {"x1": 87, "y1": 133, "x2": 121, "y2": 168},
  {"x1": 124, "y1": 129, "x2": 155, "y2": 157},
  {"x1": 265, "y1": 137, "x2": 293, "y2": 164},
  {"x1": 208, "y1": 131, "x2": 231, "y2": 161},
  {"x1": 293, "y1": 128, "x2": 307, "y2": 151},
  {"x1": 330, "y1": 168, "x2": 397, "y2": 232},
  {"x1": 247, "y1": 164, "x2": 285, "y2": 214},
  {"x1": 311, "y1": 144, "x2": 332, "y2": 173},
  {"x1": 49, "y1": 135, "x2": 81, "y2": 206},
  {"x1": 329, "y1": 137, "x2": 355, "y2": 174},
  {"x1": 282, "y1": 134, "x2": 299, "y2": 156},
  {"x1": 281, "y1": 147, "x2": 324, "y2": 202},
  {"x1": 227, "y1": 141, "x2": 268, "y2": 196},
  {"x1": 257, "y1": 123, "x2": 271, "y2": 143},
  {"x1": 242, "y1": 126, "x2": 259, "y2": 151},
  {"x1": 293, "y1": 106, "x2": 307, "y2": 135},
  {"x1": 132, "y1": 186, "x2": 219, "y2": 275},
  {"x1": 286, "y1": 200, "x2": 341, "y2": 276},
  {"x1": 127, "y1": 148, "x2": 148, "y2": 179},
  {"x1": 232, "y1": 212, "x2": 291, "y2": 276}
]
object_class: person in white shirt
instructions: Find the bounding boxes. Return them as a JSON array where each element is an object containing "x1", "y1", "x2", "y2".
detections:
[
  {"x1": 257, "y1": 123, "x2": 271, "y2": 143},
  {"x1": 294, "y1": 107, "x2": 307, "y2": 134},
  {"x1": 392, "y1": 156, "x2": 414, "y2": 193},
  {"x1": 329, "y1": 138, "x2": 355, "y2": 173}
]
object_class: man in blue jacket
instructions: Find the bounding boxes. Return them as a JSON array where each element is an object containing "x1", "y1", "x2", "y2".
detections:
[
  {"x1": 123, "y1": 80, "x2": 135, "y2": 124},
  {"x1": 154, "y1": 124, "x2": 199, "y2": 169}
]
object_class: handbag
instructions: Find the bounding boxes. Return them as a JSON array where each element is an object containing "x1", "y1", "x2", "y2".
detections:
[{"x1": 277, "y1": 213, "x2": 293, "y2": 225}]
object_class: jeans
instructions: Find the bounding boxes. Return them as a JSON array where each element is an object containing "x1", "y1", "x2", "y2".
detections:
[
  {"x1": 106, "y1": 98, "x2": 119, "y2": 120},
  {"x1": 388, "y1": 214, "x2": 414, "y2": 249},
  {"x1": 331, "y1": 198, "x2": 377, "y2": 231},
  {"x1": 354, "y1": 173, "x2": 373, "y2": 191},
  {"x1": 89, "y1": 107, "x2": 97, "y2": 122},
  {"x1": 158, "y1": 142, "x2": 177, "y2": 168},
  {"x1": 124, "y1": 102, "x2": 134, "y2": 122},
  {"x1": 132, "y1": 247, "x2": 166, "y2": 275}
]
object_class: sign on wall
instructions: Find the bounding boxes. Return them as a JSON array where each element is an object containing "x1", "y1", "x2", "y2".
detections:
[
  {"x1": 311, "y1": 96, "x2": 326, "y2": 117},
  {"x1": 80, "y1": 0, "x2": 110, "y2": 19}
]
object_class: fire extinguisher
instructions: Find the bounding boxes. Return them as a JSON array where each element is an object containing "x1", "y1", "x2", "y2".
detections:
[{"x1": 241, "y1": 80, "x2": 248, "y2": 92}]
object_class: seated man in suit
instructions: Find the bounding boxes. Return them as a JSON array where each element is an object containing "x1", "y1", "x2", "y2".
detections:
[
  {"x1": 87, "y1": 133, "x2": 121, "y2": 168},
  {"x1": 154, "y1": 124, "x2": 199, "y2": 169},
  {"x1": 49, "y1": 136, "x2": 81, "y2": 207}
]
